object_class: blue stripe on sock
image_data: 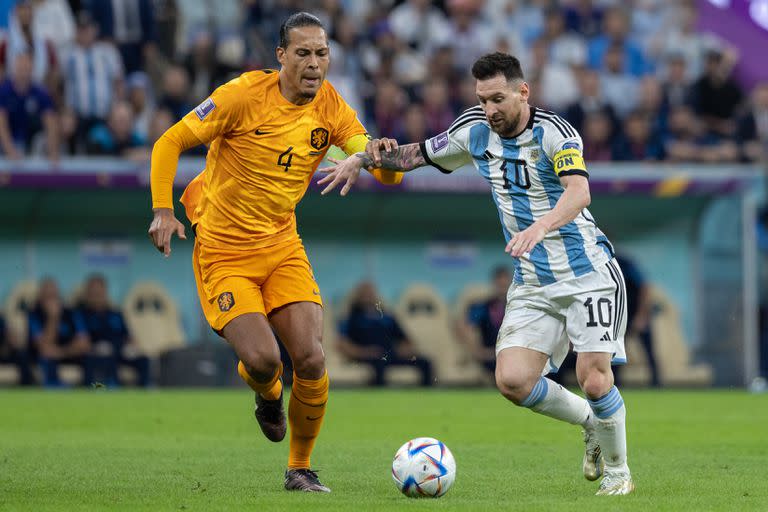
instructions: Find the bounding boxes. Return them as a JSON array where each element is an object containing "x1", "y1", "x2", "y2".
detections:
[
  {"x1": 588, "y1": 386, "x2": 624, "y2": 419},
  {"x1": 522, "y1": 377, "x2": 549, "y2": 408},
  {"x1": 602, "y1": 397, "x2": 625, "y2": 418}
]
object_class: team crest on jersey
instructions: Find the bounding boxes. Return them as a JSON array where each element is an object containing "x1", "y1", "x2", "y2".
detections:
[
  {"x1": 194, "y1": 98, "x2": 216, "y2": 120},
  {"x1": 310, "y1": 127, "x2": 329, "y2": 150},
  {"x1": 217, "y1": 292, "x2": 235, "y2": 312},
  {"x1": 529, "y1": 148, "x2": 540, "y2": 161}
]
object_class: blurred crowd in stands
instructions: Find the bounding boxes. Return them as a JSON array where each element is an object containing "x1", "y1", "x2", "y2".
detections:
[{"x1": 0, "y1": 0, "x2": 766, "y2": 165}]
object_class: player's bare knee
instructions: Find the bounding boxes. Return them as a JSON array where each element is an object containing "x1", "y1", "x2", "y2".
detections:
[
  {"x1": 495, "y1": 371, "x2": 536, "y2": 406},
  {"x1": 240, "y1": 345, "x2": 281, "y2": 381},
  {"x1": 580, "y1": 369, "x2": 613, "y2": 400},
  {"x1": 292, "y1": 344, "x2": 326, "y2": 379}
]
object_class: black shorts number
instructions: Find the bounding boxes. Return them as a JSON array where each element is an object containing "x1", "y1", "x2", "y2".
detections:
[{"x1": 584, "y1": 297, "x2": 612, "y2": 327}]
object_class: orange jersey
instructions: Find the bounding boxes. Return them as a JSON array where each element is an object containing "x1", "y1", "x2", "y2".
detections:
[{"x1": 180, "y1": 70, "x2": 367, "y2": 250}]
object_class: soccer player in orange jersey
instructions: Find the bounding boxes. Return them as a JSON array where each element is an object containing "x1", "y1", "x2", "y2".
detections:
[{"x1": 147, "y1": 12, "x2": 401, "y2": 493}]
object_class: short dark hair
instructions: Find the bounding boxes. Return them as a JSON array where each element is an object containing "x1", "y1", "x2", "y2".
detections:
[
  {"x1": 279, "y1": 12, "x2": 324, "y2": 49},
  {"x1": 471, "y1": 52, "x2": 524, "y2": 82}
]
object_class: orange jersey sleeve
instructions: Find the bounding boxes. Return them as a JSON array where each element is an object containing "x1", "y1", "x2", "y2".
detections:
[{"x1": 184, "y1": 71, "x2": 367, "y2": 250}]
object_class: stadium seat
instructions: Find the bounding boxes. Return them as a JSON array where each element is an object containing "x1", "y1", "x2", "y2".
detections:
[
  {"x1": 452, "y1": 283, "x2": 492, "y2": 324},
  {"x1": 1, "y1": 280, "x2": 87, "y2": 386},
  {"x1": 620, "y1": 285, "x2": 712, "y2": 387},
  {"x1": 394, "y1": 283, "x2": 487, "y2": 386},
  {"x1": 0, "y1": 281, "x2": 37, "y2": 385},
  {"x1": 321, "y1": 299, "x2": 374, "y2": 386},
  {"x1": 649, "y1": 286, "x2": 713, "y2": 386},
  {"x1": 333, "y1": 290, "x2": 423, "y2": 386},
  {"x1": 122, "y1": 281, "x2": 186, "y2": 358},
  {"x1": 451, "y1": 282, "x2": 493, "y2": 352},
  {"x1": 3, "y1": 280, "x2": 38, "y2": 348}
]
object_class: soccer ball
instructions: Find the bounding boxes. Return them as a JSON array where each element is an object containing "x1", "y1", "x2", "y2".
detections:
[{"x1": 391, "y1": 437, "x2": 456, "y2": 498}]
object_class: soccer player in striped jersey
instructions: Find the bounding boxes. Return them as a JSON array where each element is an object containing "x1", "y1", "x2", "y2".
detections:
[{"x1": 319, "y1": 52, "x2": 634, "y2": 496}]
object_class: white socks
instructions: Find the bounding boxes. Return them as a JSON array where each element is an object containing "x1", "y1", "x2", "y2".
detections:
[
  {"x1": 587, "y1": 386, "x2": 629, "y2": 474},
  {"x1": 522, "y1": 377, "x2": 592, "y2": 426}
]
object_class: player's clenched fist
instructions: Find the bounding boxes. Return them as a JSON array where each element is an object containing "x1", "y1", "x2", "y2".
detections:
[{"x1": 148, "y1": 208, "x2": 186, "y2": 257}]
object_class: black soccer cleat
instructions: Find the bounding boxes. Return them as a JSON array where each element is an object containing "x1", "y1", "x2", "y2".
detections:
[
  {"x1": 254, "y1": 390, "x2": 286, "y2": 442},
  {"x1": 284, "y1": 469, "x2": 331, "y2": 493}
]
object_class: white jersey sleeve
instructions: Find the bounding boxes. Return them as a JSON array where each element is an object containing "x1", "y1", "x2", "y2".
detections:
[
  {"x1": 421, "y1": 106, "x2": 485, "y2": 174},
  {"x1": 536, "y1": 109, "x2": 589, "y2": 179}
]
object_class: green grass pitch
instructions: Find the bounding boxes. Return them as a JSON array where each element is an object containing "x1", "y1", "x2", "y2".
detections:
[{"x1": 1, "y1": 388, "x2": 766, "y2": 511}]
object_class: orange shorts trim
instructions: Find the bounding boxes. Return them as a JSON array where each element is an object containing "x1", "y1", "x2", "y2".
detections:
[{"x1": 192, "y1": 237, "x2": 322, "y2": 332}]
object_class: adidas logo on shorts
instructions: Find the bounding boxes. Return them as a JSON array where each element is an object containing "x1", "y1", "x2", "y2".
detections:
[{"x1": 600, "y1": 332, "x2": 611, "y2": 342}]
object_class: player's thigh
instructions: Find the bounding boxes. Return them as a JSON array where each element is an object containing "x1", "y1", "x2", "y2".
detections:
[
  {"x1": 192, "y1": 242, "x2": 269, "y2": 332},
  {"x1": 261, "y1": 238, "x2": 322, "y2": 311},
  {"x1": 269, "y1": 301, "x2": 325, "y2": 379},
  {"x1": 222, "y1": 312, "x2": 281, "y2": 378},
  {"x1": 496, "y1": 289, "x2": 566, "y2": 368}
]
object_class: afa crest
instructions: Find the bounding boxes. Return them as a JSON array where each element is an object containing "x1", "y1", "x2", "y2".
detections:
[
  {"x1": 217, "y1": 292, "x2": 235, "y2": 312},
  {"x1": 310, "y1": 127, "x2": 329, "y2": 150}
]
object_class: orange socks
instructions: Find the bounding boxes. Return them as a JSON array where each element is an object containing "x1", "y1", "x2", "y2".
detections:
[
  {"x1": 237, "y1": 361, "x2": 283, "y2": 401},
  {"x1": 287, "y1": 370, "x2": 329, "y2": 469}
]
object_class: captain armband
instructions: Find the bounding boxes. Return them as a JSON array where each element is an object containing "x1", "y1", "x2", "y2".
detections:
[{"x1": 553, "y1": 148, "x2": 588, "y2": 178}]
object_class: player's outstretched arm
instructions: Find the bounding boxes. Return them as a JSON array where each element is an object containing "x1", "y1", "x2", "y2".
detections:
[{"x1": 318, "y1": 142, "x2": 426, "y2": 196}]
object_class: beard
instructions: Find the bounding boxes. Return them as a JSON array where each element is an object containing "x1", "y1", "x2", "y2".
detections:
[{"x1": 489, "y1": 111, "x2": 522, "y2": 137}]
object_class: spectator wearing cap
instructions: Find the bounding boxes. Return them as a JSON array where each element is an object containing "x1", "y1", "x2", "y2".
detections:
[
  {"x1": 63, "y1": 11, "x2": 125, "y2": 145},
  {"x1": 0, "y1": 51, "x2": 58, "y2": 160}
]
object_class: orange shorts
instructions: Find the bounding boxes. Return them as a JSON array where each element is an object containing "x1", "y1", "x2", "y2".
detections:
[{"x1": 192, "y1": 236, "x2": 322, "y2": 332}]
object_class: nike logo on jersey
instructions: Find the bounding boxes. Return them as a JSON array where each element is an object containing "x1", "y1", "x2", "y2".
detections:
[{"x1": 254, "y1": 129, "x2": 272, "y2": 135}]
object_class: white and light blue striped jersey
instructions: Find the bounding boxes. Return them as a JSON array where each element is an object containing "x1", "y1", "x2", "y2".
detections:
[
  {"x1": 421, "y1": 105, "x2": 614, "y2": 286},
  {"x1": 64, "y1": 42, "x2": 124, "y2": 119}
]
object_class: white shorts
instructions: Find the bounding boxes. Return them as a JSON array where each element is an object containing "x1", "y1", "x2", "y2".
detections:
[{"x1": 495, "y1": 258, "x2": 628, "y2": 374}]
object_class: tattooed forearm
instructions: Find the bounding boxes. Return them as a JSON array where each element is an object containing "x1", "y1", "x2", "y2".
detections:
[{"x1": 355, "y1": 143, "x2": 427, "y2": 172}]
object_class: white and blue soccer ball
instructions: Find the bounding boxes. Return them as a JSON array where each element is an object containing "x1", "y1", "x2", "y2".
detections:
[{"x1": 391, "y1": 437, "x2": 456, "y2": 498}]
